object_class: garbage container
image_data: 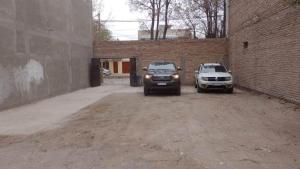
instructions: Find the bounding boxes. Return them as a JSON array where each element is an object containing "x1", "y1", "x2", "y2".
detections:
[
  {"x1": 90, "y1": 58, "x2": 101, "y2": 87},
  {"x1": 130, "y1": 74, "x2": 142, "y2": 87}
]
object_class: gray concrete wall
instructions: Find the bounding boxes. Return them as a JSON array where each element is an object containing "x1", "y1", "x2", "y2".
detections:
[{"x1": 0, "y1": 0, "x2": 93, "y2": 111}]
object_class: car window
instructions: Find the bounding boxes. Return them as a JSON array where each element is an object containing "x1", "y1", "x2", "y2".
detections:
[
  {"x1": 149, "y1": 63, "x2": 176, "y2": 71},
  {"x1": 215, "y1": 66, "x2": 227, "y2": 72},
  {"x1": 201, "y1": 65, "x2": 227, "y2": 73}
]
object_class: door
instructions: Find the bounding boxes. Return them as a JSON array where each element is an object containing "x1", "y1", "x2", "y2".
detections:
[
  {"x1": 122, "y1": 62, "x2": 130, "y2": 74},
  {"x1": 113, "y1": 62, "x2": 118, "y2": 73}
]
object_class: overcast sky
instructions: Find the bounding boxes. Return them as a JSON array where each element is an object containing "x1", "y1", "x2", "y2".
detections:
[{"x1": 99, "y1": 0, "x2": 141, "y2": 40}]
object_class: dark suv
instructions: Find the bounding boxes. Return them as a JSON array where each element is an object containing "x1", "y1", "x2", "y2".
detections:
[{"x1": 143, "y1": 61, "x2": 181, "y2": 96}]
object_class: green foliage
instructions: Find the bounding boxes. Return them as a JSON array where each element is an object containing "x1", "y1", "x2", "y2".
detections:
[
  {"x1": 93, "y1": 22, "x2": 113, "y2": 41},
  {"x1": 98, "y1": 27, "x2": 112, "y2": 41}
]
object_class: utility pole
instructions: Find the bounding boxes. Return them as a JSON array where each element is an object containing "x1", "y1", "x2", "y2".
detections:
[
  {"x1": 97, "y1": 12, "x2": 101, "y2": 42},
  {"x1": 223, "y1": 0, "x2": 226, "y2": 38},
  {"x1": 97, "y1": 12, "x2": 103, "y2": 83}
]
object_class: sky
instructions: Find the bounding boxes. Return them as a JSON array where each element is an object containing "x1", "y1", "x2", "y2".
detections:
[{"x1": 99, "y1": 0, "x2": 141, "y2": 40}]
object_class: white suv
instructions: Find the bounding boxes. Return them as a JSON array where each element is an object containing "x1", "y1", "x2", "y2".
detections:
[{"x1": 194, "y1": 63, "x2": 234, "y2": 93}]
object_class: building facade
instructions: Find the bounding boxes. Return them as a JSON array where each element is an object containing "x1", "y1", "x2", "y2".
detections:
[
  {"x1": 0, "y1": 0, "x2": 93, "y2": 110},
  {"x1": 228, "y1": 0, "x2": 300, "y2": 103},
  {"x1": 138, "y1": 25, "x2": 192, "y2": 40}
]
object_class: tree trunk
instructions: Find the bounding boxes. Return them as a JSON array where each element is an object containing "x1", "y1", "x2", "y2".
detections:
[
  {"x1": 155, "y1": 0, "x2": 162, "y2": 40},
  {"x1": 163, "y1": 0, "x2": 170, "y2": 39},
  {"x1": 192, "y1": 25, "x2": 197, "y2": 39},
  {"x1": 214, "y1": 0, "x2": 219, "y2": 38},
  {"x1": 222, "y1": 0, "x2": 226, "y2": 38},
  {"x1": 206, "y1": 10, "x2": 213, "y2": 38},
  {"x1": 203, "y1": 0, "x2": 213, "y2": 38},
  {"x1": 150, "y1": 0, "x2": 155, "y2": 40}
]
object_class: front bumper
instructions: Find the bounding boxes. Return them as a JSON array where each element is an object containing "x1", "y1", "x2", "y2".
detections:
[
  {"x1": 144, "y1": 80, "x2": 180, "y2": 90},
  {"x1": 198, "y1": 79, "x2": 233, "y2": 89}
]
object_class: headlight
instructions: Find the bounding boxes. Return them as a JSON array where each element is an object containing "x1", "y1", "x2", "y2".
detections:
[
  {"x1": 225, "y1": 77, "x2": 232, "y2": 81},
  {"x1": 145, "y1": 74, "x2": 152, "y2": 79},
  {"x1": 172, "y1": 74, "x2": 180, "y2": 79},
  {"x1": 201, "y1": 77, "x2": 208, "y2": 81}
]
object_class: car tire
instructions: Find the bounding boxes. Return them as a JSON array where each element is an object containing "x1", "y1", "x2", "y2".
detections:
[
  {"x1": 144, "y1": 87, "x2": 149, "y2": 96},
  {"x1": 227, "y1": 88, "x2": 234, "y2": 94},
  {"x1": 194, "y1": 82, "x2": 197, "y2": 88},
  {"x1": 197, "y1": 85, "x2": 203, "y2": 93},
  {"x1": 176, "y1": 87, "x2": 181, "y2": 96}
]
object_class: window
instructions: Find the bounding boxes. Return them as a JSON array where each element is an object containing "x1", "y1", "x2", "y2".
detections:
[
  {"x1": 201, "y1": 65, "x2": 227, "y2": 73},
  {"x1": 149, "y1": 62, "x2": 176, "y2": 71}
]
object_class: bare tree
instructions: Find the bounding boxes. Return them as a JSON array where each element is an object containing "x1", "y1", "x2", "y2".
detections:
[
  {"x1": 198, "y1": 0, "x2": 214, "y2": 38},
  {"x1": 150, "y1": 0, "x2": 156, "y2": 39},
  {"x1": 129, "y1": 0, "x2": 159, "y2": 40},
  {"x1": 213, "y1": 0, "x2": 219, "y2": 37},
  {"x1": 92, "y1": 0, "x2": 112, "y2": 41},
  {"x1": 155, "y1": 0, "x2": 162, "y2": 39},
  {"x1": 221, "y1": 0, "x2": 226, "y2": 37},
  {"x1": 174, "y1": 0, "x2": 201, "y2": 39},
  {"x1": 130, "y1": 0, "x2": 226, "y2": 40},
  {"x1": 162, "y1": 0, "x2": 172, "y2": 39},
  {"x1": 193, "y1": 0, "x2": 224, "y2": 38}
]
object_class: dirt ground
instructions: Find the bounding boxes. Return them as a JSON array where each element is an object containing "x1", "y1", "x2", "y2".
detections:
[{"x1": 0, "y1": 87, "x2": 299, "y2": 169}]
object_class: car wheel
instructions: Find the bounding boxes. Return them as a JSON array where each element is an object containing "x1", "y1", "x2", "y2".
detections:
[
  {"x1": 144, "y1": 87, "x2": 149, "y2": 96},
  {"x1": 197, "y1": 85, "x2": 203, "y2": 93},
  {"x1": 176, "y1": 87, "x2": 181, "y2": 96},
  {"x1": 195, "y1": 80, "x2": 199, "y2": 89},
  {"x1": 227, "y1": 88, "x2": 234, "y2": 94}
]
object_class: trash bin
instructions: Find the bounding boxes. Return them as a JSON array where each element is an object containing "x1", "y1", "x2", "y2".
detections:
[
  {"x1": 130, "y1": 74, "x2": 142, "y2": 87},
  {"x1": 90, "y1": 58, "x2": 101, "y2": 87}
]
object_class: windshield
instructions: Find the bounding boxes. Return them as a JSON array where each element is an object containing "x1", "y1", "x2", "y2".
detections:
[
  {"x1": 149, "y1": 62, "x2": 176, "y2": 71},
  {"x1": 201, "y1": 65, "x2": 227, "y2": 73}
]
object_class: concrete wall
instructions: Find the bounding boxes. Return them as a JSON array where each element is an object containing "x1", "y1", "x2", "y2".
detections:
[
  {"x1": 228, "y1": 0, "x2": 300, "y2": 103},
  {"x1": 94, "y1": 39, "x2": 228, "y2": 84},
  {"x1": 0, "y1": 0, "x2": 93, "y2": 111}
]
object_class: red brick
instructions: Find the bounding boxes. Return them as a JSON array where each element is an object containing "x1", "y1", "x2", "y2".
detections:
[
  {"x1": 94, "y1": 39, "x2": 228, "y2": 85},
  {"x1": 228, "y1": 0, "x2": 300, "y2": 103}
]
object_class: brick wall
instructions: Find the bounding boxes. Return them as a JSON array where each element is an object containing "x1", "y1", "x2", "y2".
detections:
[
  {"x1": 94, "y1": 39, "x2": 228, "y2": 85},
  {"x1": 228, "y1": 0, "x2": 300, "y2": 103}
]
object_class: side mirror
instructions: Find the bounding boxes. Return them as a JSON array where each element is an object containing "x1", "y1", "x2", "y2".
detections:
[
  {"x1": 177, "y1": 66, "x2": 182, "y2": 71},
  {"x1": 142, "y1": 67, "x2": 148, "y2": 71},
  {"x1": 195, "y1": 70, "x2": 199, "y2": 74},
  {"x1": 228, "y1": 70, "x2": 232, "y2": 74}
]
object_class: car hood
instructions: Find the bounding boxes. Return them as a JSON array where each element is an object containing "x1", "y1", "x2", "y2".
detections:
[{"x1": 200, "y1": 72, "x2": 232, "y2": 77}]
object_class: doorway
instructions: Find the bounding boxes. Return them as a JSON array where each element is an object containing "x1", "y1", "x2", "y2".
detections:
[{"x1": 99, "y1": 57, "x2": 140, "y2": 86}]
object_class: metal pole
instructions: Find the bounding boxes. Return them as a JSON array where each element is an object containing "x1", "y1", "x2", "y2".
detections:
[{"x1": 98, "y1": 12, "x2": 101, "y2": 42}]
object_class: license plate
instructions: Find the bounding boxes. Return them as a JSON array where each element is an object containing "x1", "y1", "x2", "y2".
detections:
[
  {"x1": 157, "y1": 83, "x2": 167, "y2": 86},
  {"x1": 212, "y1": 83, "x2": 222, "y2": 86}
]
